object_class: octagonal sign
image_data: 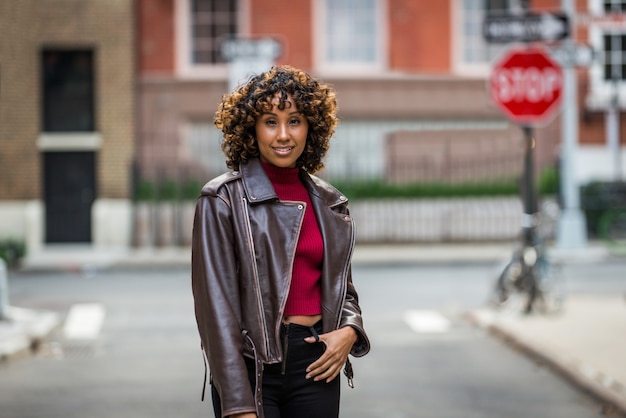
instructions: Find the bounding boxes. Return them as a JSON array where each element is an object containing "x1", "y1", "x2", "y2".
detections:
[{"x1": 489, "y1": 46, "x2": 564, "y2": 125}]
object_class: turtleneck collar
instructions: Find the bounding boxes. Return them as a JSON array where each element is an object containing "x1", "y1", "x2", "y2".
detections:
[{"x1": 260, "y1": 160, "x2": 301, "y2": 185}]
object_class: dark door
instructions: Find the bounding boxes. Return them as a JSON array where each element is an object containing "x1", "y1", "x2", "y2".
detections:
[{"x1": 44, "y1": 152, "x2": 96, "y2": 243}]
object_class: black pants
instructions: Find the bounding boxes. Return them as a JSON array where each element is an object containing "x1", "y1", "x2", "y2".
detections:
[{"x1": 212, "y1": 321, "x2": 341, "y2": 418}]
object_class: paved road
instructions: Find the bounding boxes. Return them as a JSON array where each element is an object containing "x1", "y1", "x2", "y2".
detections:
[{"x1": 0, "y1": 260, "x2": 623, "y2": 418}]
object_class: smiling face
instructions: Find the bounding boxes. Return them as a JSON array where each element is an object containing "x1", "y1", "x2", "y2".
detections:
[{"x1": 255, "y1": 94, "x2": 309, "y2": 168}]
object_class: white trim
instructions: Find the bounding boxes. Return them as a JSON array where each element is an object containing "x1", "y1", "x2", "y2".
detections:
[
  {"x1": 175, "y1": 0, "x2": 249, "y2": 80},
  {"x1": 239, "y1": 0, "x2": 251, "y2": 36},
  {"x1": 588, "y1": 0, "x2": 603, "y2": 15},
  {"x1": 0, "y1": 199, "x2": 134, "y2": 250},
  {"x1": 312, "y1": 0, "x2": 388, "y2": 77},
  {"x1": 37, "y1": 133, "x2": 102, "y2": 151},
  {"x1": 573, "y1": 145, "x2": 626, "y2": 182},
  {"x1": 452, "y1": 0, "x2": 492, "y2": 77},
  {"x1": 93, "y1": 199, "x2": 132, "y2": 247},
  {"x1": 452, "y1": 0, "x2": 498, "y2": 77},
  {"x1": 0, "y1": 200, "x2": 43, "y2": 253},
  {"x1": 586, "y1": 17, "x2": 626, "y2": 109}
]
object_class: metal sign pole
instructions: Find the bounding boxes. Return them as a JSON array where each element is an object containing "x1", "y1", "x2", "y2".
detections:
[
  {"x1": 522, "y1": 125, "x2": 538, "y2": 246},
  {"x1": 0, "y1": 258, "x2": 8, "y2": 320},
  {"x1": 556, "y1": 0, "x2": 588, "y2": 249},
  {"x1": 607, "y1": 74, "x2": 622, "y2": 180}
]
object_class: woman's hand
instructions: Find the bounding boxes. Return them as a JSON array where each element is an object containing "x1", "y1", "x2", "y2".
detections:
[{"x1": 304, "y1": 326, "x2": 357, "y2": 383}]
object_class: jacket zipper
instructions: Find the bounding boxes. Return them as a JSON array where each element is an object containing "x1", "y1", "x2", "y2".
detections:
[
  {"x1": 241, "y1": 197, "x2": 271, "y2": 357},
  {"x1": 335, "y1": 215, "x2": 356, "y2": 329},
  {"x1": 281, "y1": 323, "x2": 289, "y2": 375},
  {"x1": 276, "y1": 200, "x2": 305, "y2": 365}
]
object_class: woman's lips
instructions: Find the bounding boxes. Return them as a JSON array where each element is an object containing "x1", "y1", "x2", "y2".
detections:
[{"x1": 272, "y1": 146, "x2": 294, "y2": 155}]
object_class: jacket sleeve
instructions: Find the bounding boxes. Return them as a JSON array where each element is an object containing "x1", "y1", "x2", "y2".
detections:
[
  {"x1": 340, "y1": 267, "x2": 371, "y2": 357},
  {"x1": 191, "y1": 194, "x2": 257, "y2": 418}
]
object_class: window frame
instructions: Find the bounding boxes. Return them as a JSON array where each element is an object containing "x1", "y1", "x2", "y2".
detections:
[
  {"x1": 175, "y1": 0, "x2": 249, "y2": 79},
  {"x1": 41, "y1": 48, "x2": 96, "y2": 133},
  {"x1": 587, "y1": 0, "x2": 626, "y2": 109},
  {"x1": 453, "y1": 0, "x2": 515, "y2": 77},
  {"x1": 312, "y1": 0, "x2": 388, "y2": 77}
]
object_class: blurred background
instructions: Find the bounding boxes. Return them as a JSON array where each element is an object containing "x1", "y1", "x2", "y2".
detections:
[
  {"x1": 1, "y1": 0, "x2": 624, "y2": 258},
  {"x1": 1, "y1": 2, "x2": 626, "y2": 418}
]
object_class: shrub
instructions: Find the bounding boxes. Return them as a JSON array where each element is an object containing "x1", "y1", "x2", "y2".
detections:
[
  {"x1": 134, "y1": 178, "x2": 206, "y2": 202},
  {"x1": 330, "y1": 166, "x2": 559, "y2": 201},
  {"x1": 580, "y1": 181, "x2": 626, "y2": 237},
  {"x1": 135, "y1": 179, "x2": 157, "y2": 201},
  {"x1": 330, "y1": 178, "x2": 519, "y2": 200},
  {"x1": 159, "y1": 179, "x2": 179, "y2": 201},
  {"x1": 182, "y1": 179, "x2": 205, "y2": 201},
  {"x1": 538, "y1": 165, "x2": 559, "y2": 195},
  {"x1": 0, "y1": 238, "x2": 26, "y2": 269}
]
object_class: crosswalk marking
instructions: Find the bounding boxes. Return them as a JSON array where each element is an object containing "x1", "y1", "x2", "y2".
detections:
[
  {"x1": 404, "y1": 310, "x2": 451, "y2": 333},
  {"x1": 63, "y1": 303, "x2": 106, "y2": 339}
]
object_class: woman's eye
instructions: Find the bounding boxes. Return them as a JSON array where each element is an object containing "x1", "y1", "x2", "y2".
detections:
[
  {"x1": 265, "y1": 119, "x2": 276, "y2": 126},
  {"x1": 290, "y1": 118, "x2": 300, "y2": 125}
]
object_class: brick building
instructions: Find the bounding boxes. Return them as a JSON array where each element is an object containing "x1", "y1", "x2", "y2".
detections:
[
  {"x1": 136, "y1": 0, "x2": 625, "y2": 189},
  {"x1": 0, "y1": 0, "x2": 135, "y2": 251},
  {"x1": 2, "y1": 0, "x2": 626, "y2": 250}
]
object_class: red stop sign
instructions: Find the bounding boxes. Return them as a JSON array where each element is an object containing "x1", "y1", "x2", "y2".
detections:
[{"x1": 489, "y1": 46, "x2": 563, "y2": 125}]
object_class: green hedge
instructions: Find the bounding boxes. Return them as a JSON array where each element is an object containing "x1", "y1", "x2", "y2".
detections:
[
  {"x1": 331, "y1": 166, "x2": 559, "y2": 200},
  {"x1": 580, "y1": 180, "x2": 626, "y2": 237},
  {"x1": 330, "y1": 178, "x2": 519, "y2": 199},
  {"x1": 132, "y1": 166, "x2": 560, "y2": 202},
  {"x1": 134, "y1": 179, "x2": 205, "y2": 202},
  {"x1": 0, "y1": 238, "x2": 26, "y2": 269}
]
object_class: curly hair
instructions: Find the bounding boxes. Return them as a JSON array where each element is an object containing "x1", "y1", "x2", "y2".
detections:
[{"x1": 214, "y1": 65, "x2": 338, "y2": 174}]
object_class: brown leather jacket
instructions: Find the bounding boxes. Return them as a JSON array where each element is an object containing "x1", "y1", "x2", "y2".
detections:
[{"x1": 191, "y1": 158, "x2": 370, "y2": 418}]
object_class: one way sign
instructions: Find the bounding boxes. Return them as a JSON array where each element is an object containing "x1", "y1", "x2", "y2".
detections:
[{"x1": 483, "y1": 12, "x2": 570, "y2": 43}]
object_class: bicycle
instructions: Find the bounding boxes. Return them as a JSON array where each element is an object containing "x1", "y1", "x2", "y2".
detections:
[{"x1": 490, "y1": 200, "x2": 565, "y2": 315}]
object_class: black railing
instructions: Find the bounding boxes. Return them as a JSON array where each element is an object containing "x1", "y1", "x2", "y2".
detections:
[{"x1": 131, "y1": 131, "x2": 561, "y2": 246}]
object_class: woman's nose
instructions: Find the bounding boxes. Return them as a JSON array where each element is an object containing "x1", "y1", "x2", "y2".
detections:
[{"x1": 277, "y1": 123, "x2": 288, "y2": 140}]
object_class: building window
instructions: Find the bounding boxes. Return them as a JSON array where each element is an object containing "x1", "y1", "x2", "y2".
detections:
[
  {"x1": 604, "y1": 33, "x2": 626, "y2": 81},
  {"x1": 456, "y1": 0, "x2": 521, "y2": 75},
  {"x1": 191, "y1": 0, "x2": 238, "y2": 64},
  {"x1": 588, "y1": 0, "x2": 626, "y2": 108},
  {"x1": 176, "y1": 0, "x2": 242, "y2": 77},
  {"x1": 41, "y1": 49, "x2": 95, "y2": 132},
  {"x1": 602, "y1": 0, "x2": 626, "y2": 12},
  {"x1": 600, "y1": 1, "x2": 626, "y2": 82},
  {"x1": 316, "y1": 0, "x2": 386, "y2": 74}
]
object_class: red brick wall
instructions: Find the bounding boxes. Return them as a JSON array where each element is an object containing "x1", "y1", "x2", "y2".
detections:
[
  {"x1": 138, "y1": 0, "x2": 175, "y2": 74},
  {"x1": 388, "y1": 0, "x2": 451, "y2": 73},
  {"x1": 530, "y1": 0, "x2": 608, "y2": 145},
  {"x1": 250, "y1": 0, "x2": 313, "y2": 70}
]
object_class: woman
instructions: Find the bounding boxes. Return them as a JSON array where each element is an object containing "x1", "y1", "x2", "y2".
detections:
[{"x1": 191, "y1": 65, "x2": 370, "y2": 418}]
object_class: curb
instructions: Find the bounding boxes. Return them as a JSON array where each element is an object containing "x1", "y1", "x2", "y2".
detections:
[
  {"x1": 17, "y1": 241, "x2": 620, "y2": 273},
  {"x1": 466, "y1": 310, "x2": 626, "y2": 416},
  {"x1": 0, "y1": 307, "x2": 60, "y2": 363}
]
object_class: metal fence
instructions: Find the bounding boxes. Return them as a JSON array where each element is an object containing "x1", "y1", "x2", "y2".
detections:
[{"x1": 132, "y1": 124, "x2": 557, "y2": 246}]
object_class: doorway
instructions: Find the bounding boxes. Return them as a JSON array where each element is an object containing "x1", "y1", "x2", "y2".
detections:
[{"x1": 43, "y1": 152, "x2": 96, "y2": 243}]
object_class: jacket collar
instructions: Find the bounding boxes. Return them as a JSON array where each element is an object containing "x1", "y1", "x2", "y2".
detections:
[
  {"x1": 239, "y1": 158, "x2": 348, "y2": 207},
  {"x1": 239, "y1": 158, "x2": 278, "y2": 203}
]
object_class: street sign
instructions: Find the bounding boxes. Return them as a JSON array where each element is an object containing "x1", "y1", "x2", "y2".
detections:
[
  {"x1": 483, "y1": 12, "x2": 570, "y2": 43},
  {"x1": 220, "y1": 37, "x2": 282, "y2": 62},
  {"x1": 549, "y1": 44, "x2": 595, "y2": 68},
  {"x1": 220, "y1": 37, "x2": 282, "y2": 91},
  {"x1": 489, "y1": 46, "x2": 564, "y2": 125}
]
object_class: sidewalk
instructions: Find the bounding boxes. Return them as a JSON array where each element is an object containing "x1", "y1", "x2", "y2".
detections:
[
  {"x1": 0, "y1": 306, "x2": 59, "y2": 362},
  {"x1": 468, "y1": 295, "x2": 626, "y2": 415},
  {"x1": 2, "y1": 242, "x2": 625, "y2": 414}
]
